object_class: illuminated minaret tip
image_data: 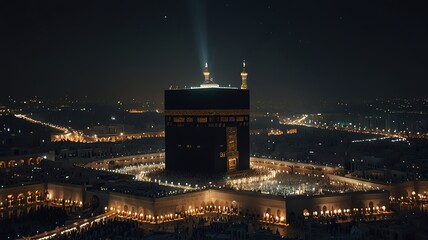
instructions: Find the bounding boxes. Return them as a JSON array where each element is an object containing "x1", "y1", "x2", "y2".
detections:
[
  {"x1": 240, "y1": 60, "x2": 248, "y2": 90},
  {"x1": 203, "y1": 62, "x2": 210, "y2": 83},
  {"x1": 200, "y1": 62, "x2": 219, "y2": 88}
]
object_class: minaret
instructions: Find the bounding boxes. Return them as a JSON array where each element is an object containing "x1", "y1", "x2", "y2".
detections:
[
  {"x1": 200, "y1": 62, "x2": 219, "y2": 88},
  {"x1": 240, "y1": 60, "x2": 248, "y2": 89},
  {"x1": 203, "y1": 62, "x2": 210, "y2": 83}
]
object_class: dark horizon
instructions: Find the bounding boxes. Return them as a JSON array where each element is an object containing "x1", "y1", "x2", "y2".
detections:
[{"x1": 1, "y1": 0, "x2": 427, "y2": 105}]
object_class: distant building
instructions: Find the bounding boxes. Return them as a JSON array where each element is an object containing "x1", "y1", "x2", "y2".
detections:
[
  {"x1": 164, "y1": 62, "x2": 250, "y2": 173},
  {"x1": 0, "y1": 151, "x2": 54, "y2": 168}
]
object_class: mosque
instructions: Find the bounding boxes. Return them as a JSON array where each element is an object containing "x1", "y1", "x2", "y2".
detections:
[{"x1": 4, "y1": 63, "x2": 426, "y2": 239}]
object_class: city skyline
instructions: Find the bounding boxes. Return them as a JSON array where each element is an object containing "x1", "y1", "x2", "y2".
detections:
[
  {"x1": 1, "y1": 2, "x2": 428, "y2": 239},
  {"x1": 1, "y1": 0, "x2": 427, "y2": 105}
]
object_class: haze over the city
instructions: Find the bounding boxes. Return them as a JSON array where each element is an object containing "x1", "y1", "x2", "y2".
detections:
[
  {"x1": 1, "y1": 1, "x2": 428, "y2": 240},
  {"x1": 1, "y1": 0, "x2": 427, "y2": 106}
]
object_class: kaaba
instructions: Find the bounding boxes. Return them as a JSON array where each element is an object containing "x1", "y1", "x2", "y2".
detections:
[{"x1": 164, "y1": 87, "x2": 250, "y2": 173}]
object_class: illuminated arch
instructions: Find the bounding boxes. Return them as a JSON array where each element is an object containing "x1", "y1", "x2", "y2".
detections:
[
  {"x1": 129, "y1": 206, "x2": 136, "y2": 218},
  {"x1": 8, "y1": 160, "x2": 17, "y2": 168},
  {"x1": 231, "y1": 201, "x2": 238, "y2": 209},
  {"x1": 35, "y1": 157, "x2": 43, "y2": 164},
  {"x1": 17, "y1": 193, "x2": 25, "y2": 205},
  {"x1": 0, "y1": 161, "x2": 6, "y2": 168},
  {"x1": 322, "y1": 206, "x2": 327, "y2": 213},
  {"x1": 138, "y1": 207, "x2": 145, "y2": 216},
  {"x1": 27, "y1": 191, "x2": 34, "y2": 203},
  {"x1": 303, "y1": 209, "x2": 309, "y2": 216},
  {"x1": 34, "y1": 191, "x2": 41, "y2": 202},
  {"x1": 20, "y1": 160, "x2": 25, "y2": 166},
  {"x1": 28, "y1": 158, "x2": 34, "y2": 165},
  {"x1": 7, "y1": 195, "x2": 14, "y2": 207}
]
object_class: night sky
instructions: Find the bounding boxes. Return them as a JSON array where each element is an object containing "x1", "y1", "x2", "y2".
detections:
[{"x1": 1, "y1": 0, "x2": 427, "y2": 104}]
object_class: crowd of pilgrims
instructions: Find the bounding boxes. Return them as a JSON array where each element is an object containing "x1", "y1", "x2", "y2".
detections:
[
  {"x1": 230, "y1": 171, "x2": 374, "y2": 196},
  {"x1": 1, "y1": 207, "x2": 289, "y2": 239},
  {"x1": 102, "y1": 180, "x2": 182, "y2": 198},
  {"x1": 117, "y1": 162, "x2": 372, "y2": 197},
  {"x1": 53, "y1": 218, "x2": 144, "y2": 240},
  {"x1": 0, "y1": 205, "x2": 67, "y2": 239},
  {"x1": 173, "y1": 213, "x2": 285, "y2": 240},
  {"x1": 50, "y1": 213, "x2": 282, "y2": 240},
  {"x1": 51, "y1": 216, "x2": 247, "y2": 240}
]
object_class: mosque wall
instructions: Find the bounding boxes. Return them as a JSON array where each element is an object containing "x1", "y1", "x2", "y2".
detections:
[{"x1": 0, "y1": 181, "x2": 393, "y2": 224}]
